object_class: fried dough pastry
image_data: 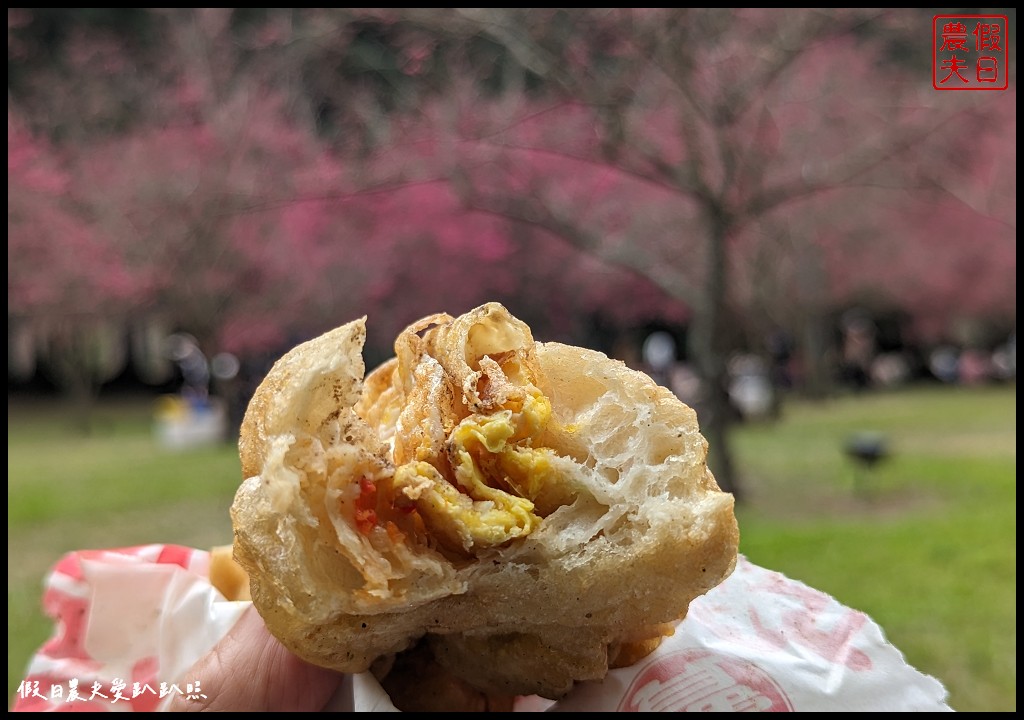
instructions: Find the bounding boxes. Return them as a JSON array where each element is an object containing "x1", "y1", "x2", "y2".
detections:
[
  {"x1": 208, "y1": 544, "x2": 251, "y2": 602},
  {"x1": 231, "y1": 302, "x2": 738, "y2": 709}
]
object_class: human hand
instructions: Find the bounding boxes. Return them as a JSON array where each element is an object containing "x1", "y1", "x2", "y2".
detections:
[{"x1": 165, "y1": 605, "x2": 345, "y2": 712}]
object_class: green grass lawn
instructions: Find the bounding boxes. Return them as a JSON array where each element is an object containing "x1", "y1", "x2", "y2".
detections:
[
  {"x1": 7, "y1": 384, "x2": 1017, "y2": 711},
  {"x1": 733, "y1": 383, "x2": 1016, "y2": 712},
  {"x1": 7, "y1": 396, "x2": 244, "y2": 711}
]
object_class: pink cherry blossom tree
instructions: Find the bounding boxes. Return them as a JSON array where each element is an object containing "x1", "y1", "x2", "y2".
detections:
[{"x1": 365, "y1": 9, "x2": 1016, "y2": 494}]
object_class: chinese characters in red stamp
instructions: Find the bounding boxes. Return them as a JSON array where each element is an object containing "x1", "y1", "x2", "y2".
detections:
[{"x1": 933, "y1": 15, "x2": 1009, "y2": 90}]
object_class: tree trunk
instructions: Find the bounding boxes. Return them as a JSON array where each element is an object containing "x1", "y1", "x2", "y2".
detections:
[
  {"x1": 43, "y1": 319, "x2": 127, "y2": 436},
  {"x1": 67, "y1": 367, "x2": 98, "y2": 436},
  {"x1": 795, "y1": 240, "x2": 833, "y2": 399},
  {"x1": 48, "y1": 334, "x2": 99, "y2": 435},
  {"x1": 689, "y1": 205, "x2": 742, "y2": 501},
  {"x1": 800, "y1": 311, "x2": 832, "y2": 399}
]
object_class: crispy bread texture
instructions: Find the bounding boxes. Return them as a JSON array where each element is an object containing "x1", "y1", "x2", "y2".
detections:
[{"x1": 231, "y1": 302, "x2": 739, "y2": 707}]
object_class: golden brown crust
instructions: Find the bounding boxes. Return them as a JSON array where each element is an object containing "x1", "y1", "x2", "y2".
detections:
[
  {"x1": 374, "y1": 639, "x2": 515, "y2": 713},
  {"x1": 230, "y1": 302, "x2": 739, "y2": 707},
  {"x1": 208, "y1": 544, "x2": 251, "y2": 602}
]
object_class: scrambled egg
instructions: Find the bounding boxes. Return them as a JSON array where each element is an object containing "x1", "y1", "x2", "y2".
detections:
[{"x1": 393, "y1": 385, "x2": 555, "y2": 555}]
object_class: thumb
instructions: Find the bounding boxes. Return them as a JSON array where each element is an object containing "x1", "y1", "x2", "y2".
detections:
[{"x1": 166, "y1": 605, "x2": 345, "y2": 712}]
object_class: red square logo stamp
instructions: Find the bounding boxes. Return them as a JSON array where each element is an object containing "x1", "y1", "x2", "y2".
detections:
[{"x1": 933, "y1": 15, "x2": 1009, "y2": 90}]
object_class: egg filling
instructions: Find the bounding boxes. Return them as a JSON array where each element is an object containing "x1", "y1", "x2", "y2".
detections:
[{"x1": 391, "y1": 369, "x2": 553, "y2": 555}]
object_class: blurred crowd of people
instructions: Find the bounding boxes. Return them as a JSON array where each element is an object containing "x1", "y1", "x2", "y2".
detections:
[
  {"x1": 615, "y1": 315, "x2": 1016, "y2": 426},
  {"x1": 836, "y1": 311, "x2": 1016, "y2": 391}
]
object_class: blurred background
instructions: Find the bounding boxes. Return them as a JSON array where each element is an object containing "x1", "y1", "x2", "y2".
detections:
[{"x1": 8, "y1": 8, "x2": 1015, "y2": 711}]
